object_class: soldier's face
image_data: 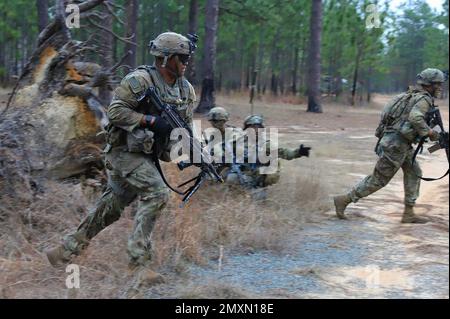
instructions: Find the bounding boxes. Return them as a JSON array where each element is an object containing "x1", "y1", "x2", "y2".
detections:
[
  {"x1": 432, "y1": 83, "x2": 442, "y2": 97},
  {"x1": 210, "y1": 120, "x2": 226, "y2": 132},
  {"x1": 165, "y1": 56, "x2": 185, "y2": 77},
  {"x1": 173, "y1": 55, "x2": 190, "y2": 77}
]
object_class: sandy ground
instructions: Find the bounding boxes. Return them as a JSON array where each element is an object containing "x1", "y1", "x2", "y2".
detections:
[
  {"x1": 1, "y1": 91, "x2": 448, "y2": 299},
  {"x1": 147, "y1": 94, "x2": 449, "y2": 299},
  {"x1": 184, "y1": 99, "x2": 449, "y2": 298}
]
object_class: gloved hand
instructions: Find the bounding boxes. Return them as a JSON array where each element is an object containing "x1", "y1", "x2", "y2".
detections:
[
  {"x1": 298, "y1": 144, "x2": 311, "y2": 157},
  {"x1": 144, "y1": 115, "x2": 172, "y2": 136},
  {"x1": 440, "y1": 131, "x2": 449, "y2": 145},
  {"x1": 429, "y1": 129, "x2": 440, "y2": 142}
]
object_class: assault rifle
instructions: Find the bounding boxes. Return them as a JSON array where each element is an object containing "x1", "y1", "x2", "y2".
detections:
[
  {"x1": 138, "y1": 87, "x2": 223, "y2": 206},
  {"x1": 413, "y1": 103, "x2": 449, "y2": 181}
]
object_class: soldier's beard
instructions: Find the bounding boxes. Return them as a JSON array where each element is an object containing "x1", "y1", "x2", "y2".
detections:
[
  {"x1": 179, "y1": 66, "x2": 186, "y2": 77},
  {"x1": 433, "y1": 86, "x2": 442, "y2": 98}
]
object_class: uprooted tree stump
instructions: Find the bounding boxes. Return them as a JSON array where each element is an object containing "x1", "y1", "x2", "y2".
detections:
[{"x1": 0, "y1": 0, "x2": 129, "y2": 207}]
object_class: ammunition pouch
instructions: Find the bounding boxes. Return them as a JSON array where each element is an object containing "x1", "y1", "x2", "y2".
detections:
[
  {"x1": 127, "y1": 128, "x2": 155, "y2": 154},
  {"x1": 105, "y1": 124, "x2": 126, "y2": 147}
]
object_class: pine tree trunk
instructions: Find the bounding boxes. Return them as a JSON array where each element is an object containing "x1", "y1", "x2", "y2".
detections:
[
  {"x1": 299, "y1": 39, "x2": 307, "y2": 95},
  {"x1": 256, "y1": 27, "x2": 264, "y2": 95},
  {"x1": 99, "y1": 1, "x2": 114, "y2": 105},
  {"x1": 195, "y1": 0, "x2": 219, "y2": 114},
  {"x1": 187, "y1": 0, "x2": 199, "y2": 85},
  {"x1": 36, "y1": 0, "x2": 49, "y2": 33},
  {"x1": 306, "y1": 0, "x2": 323, "y2": 113},
  {"x1": 292, "y1": 43, "x2": 299, "y2": 95},
  {"x1": 351, "y1": 45, "x2": 362, "y2": 106},
  {"x1": 124, "y1": 0, "x2": 138, "y2": 69},
  {"x1": 366, "y1": 66, "x2": 372, "y2": 103}
]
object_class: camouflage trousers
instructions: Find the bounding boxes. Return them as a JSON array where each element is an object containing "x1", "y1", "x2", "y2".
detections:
[
  {"x1": 348, "y1": 132, "x2": 422, "y2": 206},
  {"x1": 62, "y1": 158, "x2": 169, "y2": 266},
  {"x1": 225, "y1": 161, "x2": 281, "y2": 188}
]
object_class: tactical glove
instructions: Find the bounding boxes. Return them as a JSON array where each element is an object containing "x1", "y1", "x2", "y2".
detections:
[
  {"x1": 298, "y1": 144, "x2": 311, "y2": 157},
  {"x1": 144, "y1": 115, "x2": 172, "y2": 136},
  {"x1": 429, "y1": 129, "x2": 440, "y2": 142}
]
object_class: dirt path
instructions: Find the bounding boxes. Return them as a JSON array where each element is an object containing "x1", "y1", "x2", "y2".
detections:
[
  {"x1": 187, "y1": 161, "x2": 448, "y2": 298},
  {"x1": 182, "y1": 99, "x2": 449, "y2": 299}
]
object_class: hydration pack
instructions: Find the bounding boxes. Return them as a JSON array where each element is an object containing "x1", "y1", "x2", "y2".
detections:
[{"x1": 375, "y1": 89, "x2": 416, "y2": 138}]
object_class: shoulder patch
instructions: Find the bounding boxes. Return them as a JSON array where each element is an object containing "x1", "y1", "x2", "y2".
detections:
[
  {"x1": 128, "y1": 76, "x2": 142, "y2": 94},
  {"x1": 123, "y1": 69, "x2": 152, "y2": 96}
]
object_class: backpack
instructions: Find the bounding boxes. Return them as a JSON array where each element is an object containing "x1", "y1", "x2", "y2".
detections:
[{"x1": 375, "y1": 88, "x2": 417, "y2": 138}]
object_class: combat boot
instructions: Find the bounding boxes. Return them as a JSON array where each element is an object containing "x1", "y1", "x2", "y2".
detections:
[
  {"x1": 46, "y1": 244, "x2": 72, "y2": 267},
  {"x1": 333, "y1": 194, "x2": 352, "y2": 220},
  {"x1": 401, "y1": 205, "x2": 428, "y2": 224}
]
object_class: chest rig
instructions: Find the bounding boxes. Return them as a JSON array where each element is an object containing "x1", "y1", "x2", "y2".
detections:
[{"x1": 135, "y1": 65, "x2": 192, "y2": 120}]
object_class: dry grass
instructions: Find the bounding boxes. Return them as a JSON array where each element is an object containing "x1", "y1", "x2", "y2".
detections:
[
  {"x1": 150, "y1": 160, "x2": 330, "y2": 270},
  {"x1": 0, "y1": 169, "x2": 327, "y2": 298},
  {"x1": 0, "y1": 154, "x2": 328, "y2": 298}
]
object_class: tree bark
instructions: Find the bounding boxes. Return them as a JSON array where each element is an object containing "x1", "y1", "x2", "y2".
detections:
[
  {"x1": 187, "y1": 0, "x2": 199, "y2": 85},
  {"x1": 98, "y1": 1, "x2": 114, "y2": 105},
  {"x1": 36, "y1": 0, "x2": 49, "y2": 33},
  {"x1": 306, "y1": 0, "x2": 323, "y2": 113},
  {"x1": 292, "y1": 43, "x2": 299, "y2": 95},
  {"x1": 299, "y1": 35, "x2": 308, "y2": 95},
  {"x1": 124, "y1": 0, "x2": 138, "y2": 69},
  {"x1": 195, "y1": 0, "x2": 220, "y2": 114},
  {"x1": 351, "y1": 44, "x2": 362, "y2": 106},
  {"x1": 366, "y1": 66, "x2": 372, "y2": 103}
]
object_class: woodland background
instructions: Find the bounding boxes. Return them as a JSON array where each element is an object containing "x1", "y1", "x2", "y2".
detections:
[{"x1": 0, "y1": 0, "x2": 448, "y2": 111}]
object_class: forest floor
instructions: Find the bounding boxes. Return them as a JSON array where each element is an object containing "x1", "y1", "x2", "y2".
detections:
[{"x1": 0, "y1": 91, "x2": 448, "y2": 298}]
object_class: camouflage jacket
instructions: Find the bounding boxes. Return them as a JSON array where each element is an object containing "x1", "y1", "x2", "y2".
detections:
[
  {"x1": 233, "y1": 137, "x2": 301, "y2": 187},
  {"x1": 104, "y1": 65, "x2": 196, "y2": 176}
]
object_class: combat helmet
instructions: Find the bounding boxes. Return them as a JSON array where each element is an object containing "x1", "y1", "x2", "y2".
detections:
[
  {"x1": 416, "y1": 68, "x2": 446, "y2": 86},
  {"x1": 243, "y1": 114, "x2": 264, "y2": 129},
  {"x1": 149, "y1": 32, "x2": 198, "y2": 66},
  {"x1": 208, "y1": 107, "x2": 229, "y2": 122}
]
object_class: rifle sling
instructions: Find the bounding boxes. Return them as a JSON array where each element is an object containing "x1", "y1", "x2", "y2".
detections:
[
  {"x1": 412, "y1": 137, "x2": 449, "y2": 181},
  {"x1": 151, "y1": 145, "x2": 185, "y2": 195}
]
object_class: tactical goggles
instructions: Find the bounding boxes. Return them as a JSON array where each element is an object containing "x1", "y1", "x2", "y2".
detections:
[{"x1": 177, "y1": 54, "x2": 191, "y2": 65}]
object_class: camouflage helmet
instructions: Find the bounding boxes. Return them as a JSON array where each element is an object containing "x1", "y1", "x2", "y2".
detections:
[
  {"x1": 243, "y1": 114, "x2": 264, "y2": 128},
  {"x1": 208, "y1": 107, "x2": 229, "y2": 121},
  {"x1": 148, "y1": 32, "x2": 198, "y2": 57},
  {"x1": 416, "y1": 68, "x2": 446, "y2": 86}
]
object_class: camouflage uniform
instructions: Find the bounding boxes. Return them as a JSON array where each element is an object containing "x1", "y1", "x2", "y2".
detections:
[
  {"x1": 228, "y1": 138, "x2": 301, "y2": 187},
  {"x1": 49, "y1": 32, "x2": 197, "y2": 267},
  {"x1": 63, "y1": 65, "x2": 195, "y2": 266},
  {"x1": 226, "y1": 115, "x2": 308, "y2": 187},
  {"x1": 204, "y1": 107, "x2": 242, "y2": 177},
  {"x1": 334, "y1": 68, "x2": 446, "y2": 223}
]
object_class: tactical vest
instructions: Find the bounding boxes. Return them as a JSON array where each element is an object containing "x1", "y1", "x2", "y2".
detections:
[
  {"x1": 134, "y1": 65, "x2": 193, "y2": 119},
  {"x1": 105, "y1": 65, "x2": 194, "y2": 153}
]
